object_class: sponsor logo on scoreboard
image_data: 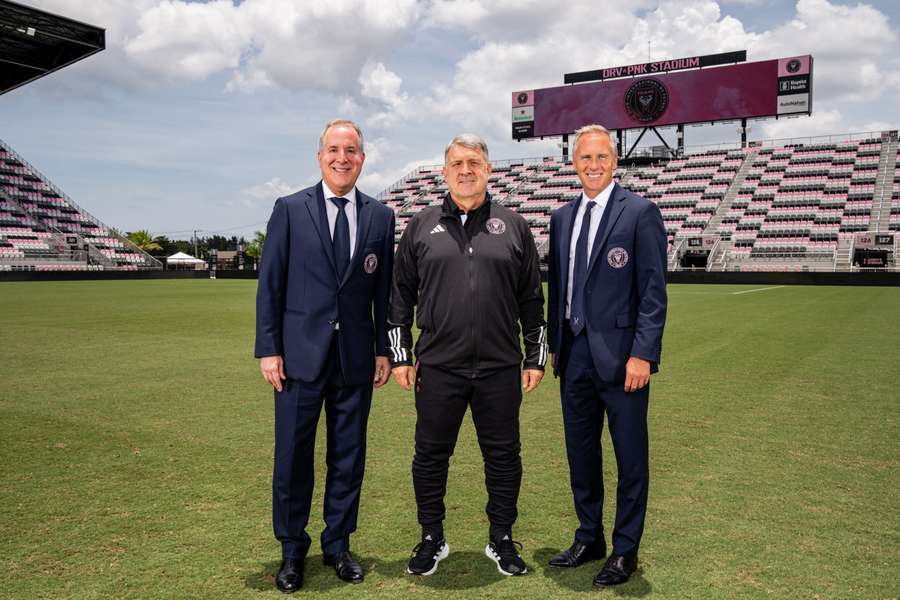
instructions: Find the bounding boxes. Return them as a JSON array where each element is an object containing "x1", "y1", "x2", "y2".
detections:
[
  {"x1": 777, "y1": 75, "x2": 810, "y2": 95},
  {"x1": 512, "y1": 122, "x2": 534, "y2": 139},
  {"x1": 624, "y1": 78, "x2": 669, "y2": 123},
  {"x1": 776, "y1": 93, "x2": 809, "y2": 115},
  {"x1": 512, "y1": 106, "x2": 534, "y2": 122}
]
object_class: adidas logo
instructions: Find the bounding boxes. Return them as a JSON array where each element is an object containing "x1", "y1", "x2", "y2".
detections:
[{"x1": 430, "y1": 224, "x2": 445, "y2": 234}]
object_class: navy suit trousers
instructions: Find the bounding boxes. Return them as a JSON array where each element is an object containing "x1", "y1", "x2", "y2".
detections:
[
  {"x1": 272, "y1": 333, "x2": 372, "y2": 559},
  {"x1": 559, "y1": 326, "x2": 649, "y2": 558}
]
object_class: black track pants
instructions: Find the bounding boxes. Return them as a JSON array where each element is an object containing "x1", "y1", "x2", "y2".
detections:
[{"x1": 411, "y1": 364, "x2": 523, "y2": 528}]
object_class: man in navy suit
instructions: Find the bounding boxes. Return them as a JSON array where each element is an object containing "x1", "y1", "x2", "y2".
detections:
[
  {"x1": 546, "y1": 124, "x2": 667, "y2": 587},
  {"x1": 255, "y1": 119, "x2": 395, "y2": 593}
]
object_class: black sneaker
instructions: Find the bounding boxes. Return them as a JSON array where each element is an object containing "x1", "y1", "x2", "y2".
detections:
[
  {"x1": 407, "y1": 534, "x2": 449, "y2": 576},
  {"x1": 485, "y1": 534, "x2": 528, "y2": 576}
]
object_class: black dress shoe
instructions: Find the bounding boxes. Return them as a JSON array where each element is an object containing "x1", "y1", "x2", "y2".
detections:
[
  {"x1": 548, "y1": 539, "x2": 606, "y2": 567},
  {"x1": 275, "y1": 558, "x2": 303, "y2": 593},
  {"x1": 593, "y1": 553, "x2": 638, "y2": 586},
  {"x1": 323, "y1": 551, "x2": 364, "y2": 583}
]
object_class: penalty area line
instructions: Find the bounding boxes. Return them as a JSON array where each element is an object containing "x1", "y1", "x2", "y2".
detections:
[{"x1": 731, "y1": 285, "x2": 786, "y2": 295}]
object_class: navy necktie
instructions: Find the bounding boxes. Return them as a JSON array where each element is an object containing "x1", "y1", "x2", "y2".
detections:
[
  {"x1": 570, "y1": 200, "x2": 595, "y2": 335},
  {"x1": 330, "y1": 197, "x2": 350, "y2": 280}
]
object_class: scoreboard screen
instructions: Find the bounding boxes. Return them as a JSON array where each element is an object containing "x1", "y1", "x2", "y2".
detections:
[{"x1": 512, "y1": 55, "x2": 813, "y2": 139}]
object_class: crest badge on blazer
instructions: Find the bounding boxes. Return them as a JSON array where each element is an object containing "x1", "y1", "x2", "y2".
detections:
[
  {"x1": 364, "y1": 253, "x2": 378, "y2": 273},
  {"x1": 607, "y1": 247, "x2": 629, "y2": 268}
]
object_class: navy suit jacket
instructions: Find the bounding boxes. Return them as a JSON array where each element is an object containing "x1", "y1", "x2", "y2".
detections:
[
  {"x1": 254, "y1": 182, "x2": 395, "y2": 386},
  {"x1": 547, "y1": 183, "x2": 667, "y2": 383}
]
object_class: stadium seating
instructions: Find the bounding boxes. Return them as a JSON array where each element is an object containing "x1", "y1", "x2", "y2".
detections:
[
  {"x1": 0, "y1": 139, "x2": 160, "y2": 271},
  {"x1": 379, "y1": 131, "x2": 899, "y2": 272},
  {"x1": 3, "y1": 130, "x2": 896, "y2": 274}
]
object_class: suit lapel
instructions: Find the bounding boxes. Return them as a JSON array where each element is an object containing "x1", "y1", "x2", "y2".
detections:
[
  {"x1": 340, "y1": 192, "x2": 374, "y2": 288},
  {"x1": 306, "y1": 182, "x2": 337, "y2": 276},
  {"x1": 557, "y1": 200, "x2": 578, "y2": 300},
  {"x1": 587, "y1": 183, "x2": 627, "y2": 275}
]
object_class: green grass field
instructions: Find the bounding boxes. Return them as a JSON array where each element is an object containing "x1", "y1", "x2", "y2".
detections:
[{"x1": 1, "y1": 280, "x2": 898, "y2": 599}]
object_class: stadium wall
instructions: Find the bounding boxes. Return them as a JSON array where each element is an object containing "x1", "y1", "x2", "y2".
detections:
[
  {"x1": 2, "y1": 270, "x2": 900, "y2": 286},
  {"x1": 0, "y1": 270, "x2": 208, "y2": 282}
]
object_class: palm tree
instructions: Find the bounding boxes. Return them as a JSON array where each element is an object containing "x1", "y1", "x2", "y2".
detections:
[
  {"x1": 127, "y1": 230, "x2": 163, "y2": 253},
  {"x1": 245, "y1": 230, "x2": 266, "y2": 259}
]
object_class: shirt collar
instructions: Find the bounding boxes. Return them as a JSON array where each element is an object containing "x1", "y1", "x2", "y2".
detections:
[
  {"x1": 321, "y1": 181, "x2": 358, "y2": 206},
  {"x1": 442, "y1": 193, "x2": 491, "y2": 218},
  {"x1": 580, "y1": 181, "x2": 615, "y2": 212}
]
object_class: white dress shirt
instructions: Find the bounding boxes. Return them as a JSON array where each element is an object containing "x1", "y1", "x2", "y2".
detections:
[
  {"x1": 565, "y1": 181, "x2": 616, "y2": 319},
  {"x1": 322, "y1": 181, "x2": 358, "y2": 258}
]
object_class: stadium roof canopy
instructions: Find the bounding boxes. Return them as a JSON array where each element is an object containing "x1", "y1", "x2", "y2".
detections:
[{"x1": 0, "y1": 0, "x2": 104, "y2": 95}]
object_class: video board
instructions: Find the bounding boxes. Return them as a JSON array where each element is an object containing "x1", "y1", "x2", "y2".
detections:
[{"x1": 512, "y1": 55, "x2": 813, "y2": 139}]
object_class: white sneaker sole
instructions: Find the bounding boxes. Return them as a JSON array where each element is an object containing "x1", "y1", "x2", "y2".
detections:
[
  {"x1": 484, "y1": 544, "x2": 527, "y2": 576},
  {"x1": 407, "y1": 542, "x2": 449, "y2": 576}
]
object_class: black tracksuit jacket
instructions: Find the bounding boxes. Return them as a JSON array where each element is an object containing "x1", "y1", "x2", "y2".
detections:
[{"x1": 388, "y1": 194, "x2": 547, "y2": 376}]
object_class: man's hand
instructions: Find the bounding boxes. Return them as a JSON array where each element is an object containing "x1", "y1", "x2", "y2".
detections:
[
  {"x1": 624, "y1": 357, "x2": 651, "y2": 393},
  {"x1": 392, "y1": 365, "x2": 415, "y2": 391},
  {"x1": 373, "y1": 356, "x2": 391, "y2": 388},
  {"x1": 522, "y1": 369, "x2": 544, "y2": 393},
  {"x1": 260, "y1": 355, "x2": 286, "y2": 392}
]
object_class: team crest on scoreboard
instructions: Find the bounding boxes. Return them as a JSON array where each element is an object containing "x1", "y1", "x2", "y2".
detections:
[
  {"x1": 607, "y1": 247, "x2": 629, "y2": 268},
  {"x1": 624, "y1": 78, "x2": 669, "y2": 123},
  {"x1": 486, "y1": 218, "x2": 507, "y2": 235},
  {"x1": 364, "y1": 253, "x2": 378, "y2": 274}
]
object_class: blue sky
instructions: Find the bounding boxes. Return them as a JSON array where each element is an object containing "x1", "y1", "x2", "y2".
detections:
[{"x1": 2, "y1": 0, "x2": 899, "y2": 239}]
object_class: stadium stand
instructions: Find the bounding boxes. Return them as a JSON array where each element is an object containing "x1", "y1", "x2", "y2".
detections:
[
  {"x1": 0, "y1": 1, "x2": 163, "y2": 272},
  {"x1": 0, "y1": 139, "x2": 161, "y2": 271},
  {"x1": 378, "y1": 130, "x2": 899, "y2": 272}
]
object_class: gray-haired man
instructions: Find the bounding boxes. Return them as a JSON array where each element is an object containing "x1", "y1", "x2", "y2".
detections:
[{"x1": 388, "y1": 134, "x2": 548, "y2": 577}]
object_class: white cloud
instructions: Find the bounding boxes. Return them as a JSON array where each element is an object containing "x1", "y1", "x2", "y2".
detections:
[
  {"x1": 225, "y1": 0, "x2": 420, "y2": 94},
  {"x1": 360, "y1": 62, "x2": 405, "y2": 107},
  {"x1": 25, "y1": 0, "x2": 420, "y2": 95},
  {"x1": 747, "y1": 0, "x2": 897, "y2": 103},
  {"x1": 358, "y1": 62, "x2": 410, "y2": 126},
  {"x1": 242, "y1": 176, "x2": 299, "y2": 202},
  {"x1": 124, "y1": 0, "x2": 251, "y2": 80}
]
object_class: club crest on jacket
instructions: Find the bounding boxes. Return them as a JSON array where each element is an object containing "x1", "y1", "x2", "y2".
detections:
[
  {"x1": 364, "y1": 253, "x2": 378, "y2": 273},
  {"x1": 486, "y1": 218, "x2": 506, "y2": 235},
  {"x1": 607, "y1": 247, "x2": 628, "y2": 268}
]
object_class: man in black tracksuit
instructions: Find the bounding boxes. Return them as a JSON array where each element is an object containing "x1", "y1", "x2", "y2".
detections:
[{"x1": 389, "y1": 134, "x2": 547, "y2": 577}]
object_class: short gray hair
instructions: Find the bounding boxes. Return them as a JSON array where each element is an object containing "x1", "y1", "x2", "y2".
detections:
[
  {"x1": 572, "y1": 124, "x2": 617, "y2": 158},
  {"x1": 444, "y1": 133, "x2": 489, "y2": 162},
  {"x1": 318, "y1": 119, "x2": 365, "y2": 153}
]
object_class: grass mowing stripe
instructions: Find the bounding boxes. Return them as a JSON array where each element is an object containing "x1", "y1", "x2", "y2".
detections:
[{"x1": 730, "y1": 285, "x2": 786, "y2": 295}]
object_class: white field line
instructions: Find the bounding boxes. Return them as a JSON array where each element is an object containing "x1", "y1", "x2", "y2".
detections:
[{"x1": 731, "y1": 285, "x2": 786, "y2": 295}]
